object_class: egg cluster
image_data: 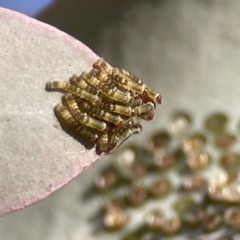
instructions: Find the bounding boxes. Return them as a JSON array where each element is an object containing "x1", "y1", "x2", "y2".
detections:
[
  {"x1": 46, "y1": 59, "x2": 162, "y2": 154},
  {"x1": 84, "y1": 111, "x2": 240, "y2": 240}
]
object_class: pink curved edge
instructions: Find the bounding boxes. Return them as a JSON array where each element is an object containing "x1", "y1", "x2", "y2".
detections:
[
  {"x1": 0, "y1": 156, "x2": 100, "y2": 217},
  {"x1": 0, "y1": 7, "x2": 103, "y2": 217}
]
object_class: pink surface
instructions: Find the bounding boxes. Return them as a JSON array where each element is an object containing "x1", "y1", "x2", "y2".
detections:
[{"x1": 0, "y1": 7, "x2": 102, "y2": 216}]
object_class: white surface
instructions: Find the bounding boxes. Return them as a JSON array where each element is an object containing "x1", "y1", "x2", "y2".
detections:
[{"x1": 0, "y1": 7, "x2": 101, "y2": 217}]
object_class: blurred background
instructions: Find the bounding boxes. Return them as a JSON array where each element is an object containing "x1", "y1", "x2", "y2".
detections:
[{"x1": 1, "y1": 1, "x2": 240, "y2": 240}]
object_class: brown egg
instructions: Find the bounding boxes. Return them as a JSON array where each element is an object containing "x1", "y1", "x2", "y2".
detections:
[
  {"x1": 147, "y1": 130, "x2": 171, "y2": 151},
  {"x1": 161, "y1": 217, "x2": 181, "y2": 235},
  {"x1": 214, "y1": 132, "x2": 237, "y2": 149},
  {"x1": 145, "y1": 209, "x2": 164, "y2": 230},
  {"x1": 181, "y1": 174, "x2": 206, "y2": 191},
  {"x1": 182, "y1": 133, "x2": 206, "y2": 154},
  {"x1": 124, "y1": 162, "x2": 146, "y2": 181},
  {"x1": 186, "y1": 152, "x2": 211, "y2": 171},
  {"x1": 148, "y1": 178, "x2": 170, "y2": 198},
  {"x1": 94, "y1": 168, "x2": 117, "y2": 192},
  {"x1": 167, "y1": 111, "x2": 192, "y2": 136},
  {"x1": 224, "y1": 207, "x2": 240, "y2": 229},
  {"x1": 104, "y1": 208, "x2": 129, "y2": 231},
  {"x1": 220, "y1": 152, "x2": 240, "y2": 170},
  {"x1": 204, "y1": 214, "x2": 222, "y2": 232},
  {"x1": 127, "y1": 185, "x2": 147, "y2": 206},
  {"x1": 183, "y1": 208, "x2": 206, "y2": 226},
  {"x1": 153, "y1": 150, "x2": 176, "y2": 170},
  {"x1": 205, "y1": 112, "x2": 228, "y2": 133}
]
